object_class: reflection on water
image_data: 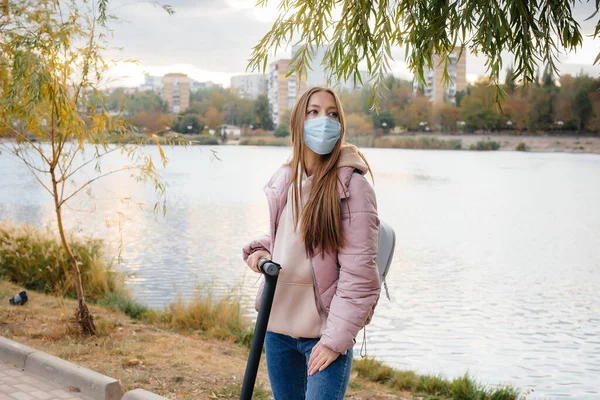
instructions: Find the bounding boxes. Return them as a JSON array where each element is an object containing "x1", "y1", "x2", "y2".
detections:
[{"x1": 1, "y1": 145, "x2": 600, "y2": 398}]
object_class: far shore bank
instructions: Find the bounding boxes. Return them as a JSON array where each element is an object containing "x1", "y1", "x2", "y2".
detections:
[
  {"x1": 5, "y1": 133, "x2": 600, "y2": 154},
  {"x1": 427, "y1": 133, "x2": 600, "y2": 153},
  {"x1": 232, "y1": 133, "x2": 600, "y2": 154}
]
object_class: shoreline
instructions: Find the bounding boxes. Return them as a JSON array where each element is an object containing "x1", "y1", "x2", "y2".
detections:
[
  {"x1": 234, "y1": 133, "x2": 600, "y2": 154},
  {"x1": 428, "y1": 133, "x2": 600, "y2": 153},
  {"x1": 4, "y1": 133, "x2": 600, "y2": 154}
]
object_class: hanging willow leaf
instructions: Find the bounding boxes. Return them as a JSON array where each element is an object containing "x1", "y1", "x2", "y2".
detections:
[{"x1": 248, "y1": 0, "x2": 596, "y2": 109}]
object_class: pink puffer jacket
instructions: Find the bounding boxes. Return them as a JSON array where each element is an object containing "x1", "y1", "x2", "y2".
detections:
[{"x1": 242, "y1": 145, "x2": 381, "y2": 354}]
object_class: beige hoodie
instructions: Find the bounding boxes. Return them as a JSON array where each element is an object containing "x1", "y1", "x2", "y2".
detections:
[
  {"x1": 338, "y1": 143, "x2": 369, "y2": 175},
  {"x1": 267, "y1": 143, "x2": 369, "y2": 338}
]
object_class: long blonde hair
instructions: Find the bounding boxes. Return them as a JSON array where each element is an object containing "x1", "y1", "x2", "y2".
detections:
[{"x1": 289, "y1": 87, "x2": 347, "y2": 257}]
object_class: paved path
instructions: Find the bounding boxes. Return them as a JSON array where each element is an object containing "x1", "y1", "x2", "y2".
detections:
[{"x1": 0, "y1": 362, "x2": 90, "y2": 400}]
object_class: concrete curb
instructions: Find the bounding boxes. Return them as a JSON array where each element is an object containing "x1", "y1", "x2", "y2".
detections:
[
  {"x1": 0, "y1": 336, "x2": 122, "y2": 399},
  {"x1": 0, "y1": 336, "x2": 170, "y2": 399},
  {"x1": 25, "y1": 351, "x2": 122, "y2": 400},
  {"x1": 122, "y1": 389, "x2": 169, "y2": 400},
  {"x1": 0, "y1": 335, "x2": 37, "y2": 369}
]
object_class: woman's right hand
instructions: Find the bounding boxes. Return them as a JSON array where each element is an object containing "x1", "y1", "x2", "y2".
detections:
[{"x1": 246, "y1": 250, "x2": 271, "y2": 273}]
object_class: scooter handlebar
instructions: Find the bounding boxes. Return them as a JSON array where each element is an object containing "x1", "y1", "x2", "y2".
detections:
[{"x1": 257, "y1": 258, "x2": 281, "y2": 277}]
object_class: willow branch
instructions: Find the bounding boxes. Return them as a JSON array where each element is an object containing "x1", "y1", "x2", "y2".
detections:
[
  {"x1": 58, "y1": 139, "x2": 143, "y2": 183},
  {"x1": 18, "y1": 157, "x2": 53, "y2": 196},
  {"x1": 0, "y1": 121, "x2": 51, "y2": 165},
  {"x1": 59, "y1": 166, "x2": 136, "y2": 206}
]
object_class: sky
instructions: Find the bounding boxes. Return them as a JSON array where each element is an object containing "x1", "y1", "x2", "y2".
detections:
[{"x1": 103, "y1": 0, "x2": 600, "y2": 88}]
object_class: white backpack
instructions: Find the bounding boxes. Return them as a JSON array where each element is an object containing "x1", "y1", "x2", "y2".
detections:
[
  {"x1": 359, "y1": 218, "x2": 396, "y2": 357},
  {"x1": 376, "y1": 219, "x2": 395, "y2": 300}
]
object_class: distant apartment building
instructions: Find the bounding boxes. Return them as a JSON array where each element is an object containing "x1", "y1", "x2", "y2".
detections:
[
  {"x1": 290, "y1": 45, "x2": 370, "y2": 92},
  {"x1": 139, "y1": 74, "x2": 163, "y2": 92},
  {"x1": 268, "y1": 59, "x2": 307, "y2": 125},
  {"x1": 337, "y1": 71, "x2": 372, "y2": 92},
  {"x1": 189, "y1": 79, "x2": 222, "y2": 93},
  {"x1": 163, "y1": 73, "x2": 189, "y2": 114},
  {"x1": 418, "y1": 47, "x2": 466, "y2": 105},
  {"x1": 231, "y1": 74, "x2": 268, "y2": 99},
  {"x1": 291, "y1": 45, "x2": 329, "y2": 88}
]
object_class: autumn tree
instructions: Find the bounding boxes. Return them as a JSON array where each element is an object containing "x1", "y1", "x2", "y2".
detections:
[
  {"x1": 345, "y1": 113, "x2": 373, "y2": 136},
  {"x1": 129, "y1": 111, "x2": 173, "y2": 134},
  {"x1": 204, "y1": 107, "x2": 225, "y2": 129},
  {"x1": 125, "y1": 92, "x2": 167, "y2": 116},
  {"x1": 398, "y1": 95, "x2": 432, "y2": 131},
  {"x1": 172, "y1": 113, "x2": 202, "y2": 133},
  {"x1": 527, "y1": 87, "x2": 553, "y2": 133},
  {"x1": 572, "y1": 89, "x2": 593, "y2": 132},
  {"x1": 254, "y1": 95, "x2": 274, "y2": 130},
  {"x1": 274, "y1": 123, "x2": 290, "y2": 138},
  {"x1": 0, "y1": 0, "x2": 170, "y2": 335},
  {"x1": 433, "y1": 105, "x2": 460, "y2": 132},
  {"x1": 222, "y1": 102, "x2": 238, "y2": 125},
  {"x1": 371, "y1": 110, "x2": 395, "y2": 134},
  {"x1": 460, "y1": 81, "x2": 503, "y2": 131},
  {"x1": 554, "y1": 74, "x2": 576, "y2": 130},
  {"x1": 504, "y1": 66, "x2": 518, "y2": 94},
  {"x1": 502, "y1": 95, "x2": 529, "y2": 131}
]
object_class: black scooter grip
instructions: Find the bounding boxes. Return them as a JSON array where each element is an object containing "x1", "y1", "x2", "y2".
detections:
[{"x1": 258, "y1": 258, "x2": 280, "y2": 276}]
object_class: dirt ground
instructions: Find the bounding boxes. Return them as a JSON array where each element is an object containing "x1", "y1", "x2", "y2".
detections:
[
  {"x1": 433, "y1": 134, "x2": 600, "y2": 153},
  {"x1": 0, "y1": 281, "x2": 411, "y2": 400}
]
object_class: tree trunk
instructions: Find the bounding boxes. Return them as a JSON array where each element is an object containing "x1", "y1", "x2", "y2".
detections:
[{"x1": 51, "y1": 171, "x2": 96, "y2": 336}]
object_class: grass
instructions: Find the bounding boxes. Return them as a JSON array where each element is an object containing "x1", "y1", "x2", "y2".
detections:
[
  {"x1": 470, "y1": 140, "x2": 501, "y2": 151},
  {"x1": 213, "y1": 381, "x2": 271, "y2": 400},
  {"x1": 347, "y1": 135, "x2": 462, "y2": 150},
  {"x1": 0, "y1": 221, "x2": 121, "y2": 301},
  {"x1": 100, "y1": 132, "x2": 220, "y2": 146},
  {"x1": 238, "y1": 136, "x2": 290, "y2": 146},
  {"x1": 516, "y1": 142, "x2": 528, "y2": 151},
  {"x1": 0, "y1": 221, "x2": 252, "y2": 345},
  {"x1": 99, "y1": 291, "x2": 150, "y2": 320},
  {"x1": 145, "y1": 286, "x2": 253, "y2": 345},
  {"x1": 353, "y1": 358, "x2": 519, "y2": 400}
]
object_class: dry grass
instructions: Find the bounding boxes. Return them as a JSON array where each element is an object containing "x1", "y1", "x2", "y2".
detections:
[
  {"x1": 0, "y1": 280, "x2": 414, "y2": 399},
  {"x1": 146, "y1": 286, "x2": 253, "y2": 345},
  {"x1": 0, "y1": 222, "x2": 253, "y2": 346},
  {"x1": 0, "y1": 279, "x2": 262, "y2": 399},
  {"x1": 238, "y1": 137, "x2": 290, "y2": 146},
  {"x1": 347, "y1": 135, "x2": 462, "y2": 150},
  {"x1": 0, "y1": 221, "x2": 121, "y2": 301}
]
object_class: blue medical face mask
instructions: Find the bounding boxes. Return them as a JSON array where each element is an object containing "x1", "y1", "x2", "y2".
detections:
[{"x1": 303, "y1": 116, "x2": 341, "y2": 155}]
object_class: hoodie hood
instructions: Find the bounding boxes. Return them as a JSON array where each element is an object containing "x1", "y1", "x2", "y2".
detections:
[{"x1": 338, "y1": 143, "x2": 369, "y2": 175}]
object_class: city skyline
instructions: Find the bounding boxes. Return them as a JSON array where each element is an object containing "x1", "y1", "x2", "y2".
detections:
[{"x1": 104, "y1": 0, "x2": 600, "y2": 89}]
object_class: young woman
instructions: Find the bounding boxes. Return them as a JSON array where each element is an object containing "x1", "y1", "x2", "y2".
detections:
[{"x1": 242, "y1": 86, "x2": 380, "y2": 400}]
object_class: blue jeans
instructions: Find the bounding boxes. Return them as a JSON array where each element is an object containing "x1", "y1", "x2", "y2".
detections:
[{"x1": 265, "y1": 331, "x2": 353, "y2": 400}]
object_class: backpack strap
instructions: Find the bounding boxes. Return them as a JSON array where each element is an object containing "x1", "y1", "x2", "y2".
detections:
[{"x1": 360, "y1": 327, "x2": 368, "y2": 358}]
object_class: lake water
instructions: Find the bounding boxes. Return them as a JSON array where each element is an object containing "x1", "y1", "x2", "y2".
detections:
[{"x1": 1, "y1": 145, "x2": 599, "y2": 398}]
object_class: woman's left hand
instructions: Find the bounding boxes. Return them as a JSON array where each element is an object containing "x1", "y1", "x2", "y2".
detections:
[{"x1": 308, "y1": 341, "x2": 340, "y2": 376}]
